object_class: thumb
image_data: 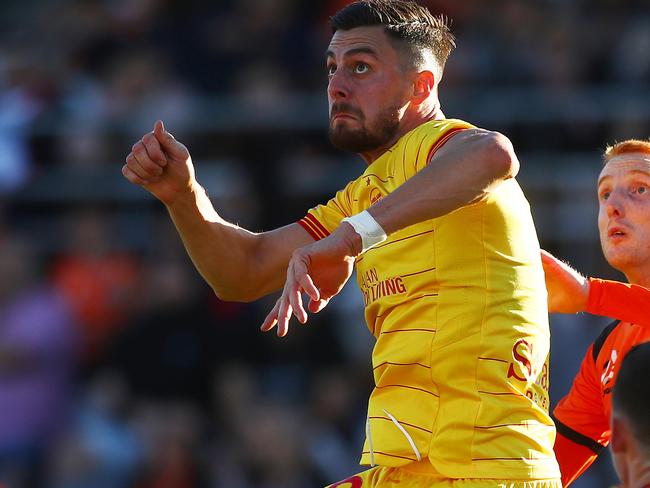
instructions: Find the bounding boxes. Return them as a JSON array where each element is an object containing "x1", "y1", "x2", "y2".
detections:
[
  {"x1": 308, "y1": 297, "x2": 331, "y2": 313},
  {"x1": 540, "y1": 249, "x2": 557, "y2": 268},
  {"x1": 153, "y1": 120, "x2": 186, "y2": 158}
]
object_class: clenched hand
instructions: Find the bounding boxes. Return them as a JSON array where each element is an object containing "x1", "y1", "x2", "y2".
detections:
[{"x1": 122, "y1": 120, "x2": 196, "y2": 205}]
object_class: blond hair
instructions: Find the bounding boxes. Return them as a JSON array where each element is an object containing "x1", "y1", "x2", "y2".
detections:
[{"x1": 604, "y1": 139, "x2": 650, "y2": 164}]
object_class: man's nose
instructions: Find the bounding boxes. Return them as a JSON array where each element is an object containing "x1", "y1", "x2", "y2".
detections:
[
  {"x1": 605, "y1": 191, "x2": 624, "y2": 218},
  {"x1": 328, "y1": 70, "x2": 349, "y2": 101}
]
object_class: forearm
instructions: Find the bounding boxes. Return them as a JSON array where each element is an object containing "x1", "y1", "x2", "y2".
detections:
[
  {"x1": 166, "y1": 184, "x2": 275, "y2": 301},
  {"x1": 367, "y1": 130, "x2": 518, "y2": 234}
]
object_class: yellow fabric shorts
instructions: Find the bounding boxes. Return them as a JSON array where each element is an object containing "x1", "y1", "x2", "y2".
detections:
[{"x1": 327, "y1": 467, "x2": 561, "y2": 488}]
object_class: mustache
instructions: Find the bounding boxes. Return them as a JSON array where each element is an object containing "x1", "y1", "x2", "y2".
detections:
[{"x1": 330, "y1": 103, "x2": 364, "y2": 119}]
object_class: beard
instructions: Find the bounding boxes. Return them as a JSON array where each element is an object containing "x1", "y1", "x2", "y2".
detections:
[{"x1": 328, "y1": 103, "x2": 401, "y2": 154}]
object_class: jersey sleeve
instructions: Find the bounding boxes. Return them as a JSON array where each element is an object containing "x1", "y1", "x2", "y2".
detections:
[
  {"x1": 552, "y1": 432, "x2": 600, "y2": 487},
  {"x1": 553, "y1": 343, "x2": 609, "y2": 486},
  {"x1": 297, "y1": 185, "x2": 353, "y2": 241},
  {"x1": 412, "y1": 120, "x2": 474, "y2": 175},
  {"x1": 587, "y1": 278, "x2": 650, "y2": 326}
]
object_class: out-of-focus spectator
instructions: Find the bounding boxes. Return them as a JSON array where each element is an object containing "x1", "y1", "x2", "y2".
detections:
[
  {"x1": 0, "y1": 47, "x2": 44, "y2": 193},
  {"x1": 51, "y1": 209, "x2": 141, "y2": 363},
  {"x1": 107, "y1": 257, "x2": 218, "y2": 408},
  {"x1": 131, "y1": 402, "x2": 207, "y2": 488},
  {"x1": 49, "y1": 371, "x2": 142, "y2": 488},
  {"x1": 0, "y1": 236, "x2": 77, "y2": 488},
  {"x1": 305, "y1": 368, "x2": 367, "y2": 485}
]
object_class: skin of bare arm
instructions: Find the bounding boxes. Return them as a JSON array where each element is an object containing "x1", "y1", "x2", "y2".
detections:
[
  {"x1": 262, "y1": 128, "x2": 520, "y2": 336},
  {"x1": 122, "y1": 120, "x2": 313, "y2": 302},
  {"x1": 540, "y1": 249, "x2": 589, "y2": 314}
]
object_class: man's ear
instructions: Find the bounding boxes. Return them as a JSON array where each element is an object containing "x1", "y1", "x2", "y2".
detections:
[
  {"x1": 611, "y1": 416, "x2": 628, "y2": 454},
  {"x1": 412, "y1": 70, "x2": 436, "y2": 104}
]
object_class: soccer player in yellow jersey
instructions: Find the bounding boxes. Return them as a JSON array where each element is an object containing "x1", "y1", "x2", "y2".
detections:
[{"x1": 123, "y1": 1, "x2": 560, "y2": 486}]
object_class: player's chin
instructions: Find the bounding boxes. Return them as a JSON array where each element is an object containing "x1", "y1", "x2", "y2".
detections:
[
  {"x1": 603, "y1": 246, "x2": 635, "y2": 271},
  {"x1": 328, "y1": 127, "x2": 374, "y2": 153}
]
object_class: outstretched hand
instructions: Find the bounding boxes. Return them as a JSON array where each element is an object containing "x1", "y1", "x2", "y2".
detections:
[
  {"x1": 540, "y1": 249, "x2": 589, "y2": 314},
  {"x1": 261, "y1": 223, "x2": 362, "y2": 337},
  {"x1": 122, "y1": 120, "x2": 196, "y2": 205}
]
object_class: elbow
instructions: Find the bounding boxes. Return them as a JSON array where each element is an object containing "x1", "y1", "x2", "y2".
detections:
[
  {"x1": 210, "y1": 280, "x2": 263, "y2": 303},
  {"x1": 480, "y1": 131, "x2": 520, "y2": 180},
  {"x1": 212, "y1": 287, "x2": 260, "y2": 303}
]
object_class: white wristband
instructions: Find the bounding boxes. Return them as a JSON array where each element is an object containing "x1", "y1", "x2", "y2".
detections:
[{"x1": 342, "y1": 210, "x2": 387, "y2": 252}]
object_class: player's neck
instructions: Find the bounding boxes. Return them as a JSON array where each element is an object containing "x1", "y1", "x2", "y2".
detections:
[
  {"x1": 359, "y1": 105, "x2": 446, "y2": 165},
  {"x1": 623, "y1": 268, "x2": 650, "y2": 288}
]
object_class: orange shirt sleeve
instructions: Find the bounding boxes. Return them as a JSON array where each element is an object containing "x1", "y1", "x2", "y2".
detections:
[
  {"x1": 553, "y1": 343, "x2": 609, "y2": 486},
  {"x1": 553, "y1": 432, "x2": 599, "y2": 487},
  {"x1": 587, "y1": 278, "x2": 650, "y2": 326}
]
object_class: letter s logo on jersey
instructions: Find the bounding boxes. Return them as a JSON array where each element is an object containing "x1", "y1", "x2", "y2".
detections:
[{"x1": 507, "y1": 339, "x2": 533, "y2": 382}]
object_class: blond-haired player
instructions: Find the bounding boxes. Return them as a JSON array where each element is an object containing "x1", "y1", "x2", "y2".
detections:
[
  {"x1": 123, "y1": 1, "x2": 560, "y2": 486},
  {"x1": 542, "y1": 139, "x2": 650, "y2": 486}
]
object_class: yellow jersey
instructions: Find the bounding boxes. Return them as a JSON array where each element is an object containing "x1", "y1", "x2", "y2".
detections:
[{"x1": 298, "y1": 119, "x2": 560, "y2": 480}]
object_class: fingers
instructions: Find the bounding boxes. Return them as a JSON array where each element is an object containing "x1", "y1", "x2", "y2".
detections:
[
  {"x1": 124, "y1": 153, "x2": 151, "y2": 183},
  {"x1": 260, "y1": 293, "x2": 295, "y2": 337},
  {"x1": 122, "y1": 164, "x2": 150, "y2": 186},
  {"x1": 260, "y1": 255, "x2": 317, "y2": 337},
  {"x1": 261, "y1": 299, "x2": 280, "y2": 333},
  {"x1": 275, "y1": 291, "x2": 293, "y2": 337},
  {"x1": 297, "y1": 271, "x2": 319, "y2": 302},
  {"x1": 308, "y1": 297, "x2": 331, "y2": 313},
  {"x1": 142, "y1": 132, "x2": 167, "y2": 167},
  {"x1": 133, "y1": 141, "x2": 163, "y2": 174},
  {"x1": 153, "y1": 120, "x2": 189, "y2": 159}
]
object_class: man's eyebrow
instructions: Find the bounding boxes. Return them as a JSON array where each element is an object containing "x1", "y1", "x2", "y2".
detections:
[
  {"x1": 597, "y1": 169, "x2": 650, "y2": 186},
  {"x1": 597, "y1": 174, "x2": 610, "y2": 187},
  {"x1": 326, "y1": 47, "x2": 379, "y2": 59},
  {"x1": 627, "y1": 169, "x2": 650, "y2": 179}
]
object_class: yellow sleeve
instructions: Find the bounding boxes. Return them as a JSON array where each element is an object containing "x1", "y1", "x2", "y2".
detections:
[
  {"x1": 297, "y1": 184, "x2": 353, "y2": 241},
  {"x1": 411, "y1": 120, "x2": 474, "y2": 176}
]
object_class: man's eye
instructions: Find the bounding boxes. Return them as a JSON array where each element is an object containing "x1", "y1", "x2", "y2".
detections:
[
  {"x1": 354, "y1": 63, "x2": 369, "y2": 74},
  {"x1": 327, "y1": 65, "x2": 336, "y2": 76},
  {"x1": 637, "y1": 185, "x2": 648, "y2": 195},
  {"x1": 600, "y1": 191, "x2": 610, "y2": 200}
]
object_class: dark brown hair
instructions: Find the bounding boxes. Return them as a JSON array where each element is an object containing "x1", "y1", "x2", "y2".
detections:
[
  {"x1": 613, "y1": 342, "x2": 650, "y2": 450},
  {"x1": 331, "y1": 0, "x2": 455, "y2": 72}
]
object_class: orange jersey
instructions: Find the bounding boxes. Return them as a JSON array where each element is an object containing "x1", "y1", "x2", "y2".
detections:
[{"x1": 553, "y1": 278, "x2": 650, "y2": 486}]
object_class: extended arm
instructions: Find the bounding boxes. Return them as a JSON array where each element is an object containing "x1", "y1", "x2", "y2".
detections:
[
  {"x1": 541, "y1": 250, "x2": 650, "y2": 325},
  {"x1": 262, "y1": 129, "x2": 520, "y2": 336},
  {"x1": 123, "y1": 121, "x2": 313, "y2": 302}
]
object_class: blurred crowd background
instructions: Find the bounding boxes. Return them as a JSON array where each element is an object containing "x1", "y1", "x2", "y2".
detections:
[{"x1": 1, "y1": 0, "x2": 650, "y2": 486}]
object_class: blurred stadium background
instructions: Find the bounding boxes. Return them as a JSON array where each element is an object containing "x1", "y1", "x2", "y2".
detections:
[{"x1": 1, "y1": 0, "x2": 649, "y2": 486}]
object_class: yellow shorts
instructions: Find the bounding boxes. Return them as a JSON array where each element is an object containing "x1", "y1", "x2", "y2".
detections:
[{"x1": 327, "y1": 467, "x2": 561, "y2": 488}]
